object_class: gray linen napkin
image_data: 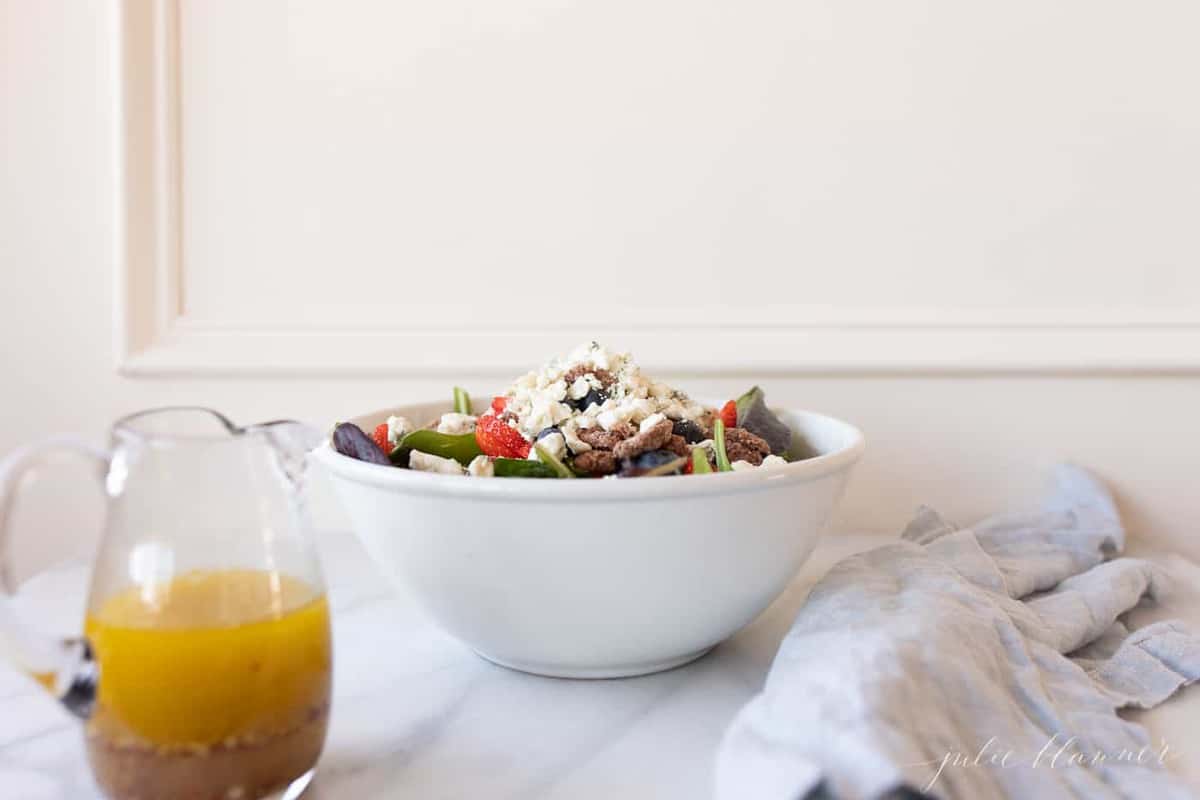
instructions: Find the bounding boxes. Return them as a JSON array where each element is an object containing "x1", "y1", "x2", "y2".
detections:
[{"x1": 715, "y1": 465, "x2": 1200, "y2": 800}]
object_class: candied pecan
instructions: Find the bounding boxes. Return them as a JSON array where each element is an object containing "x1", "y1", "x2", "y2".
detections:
[
  {"x1": 573, "y1": 450, "x2": 617, "y2": 475},
  {"x1": 562, "y1": 365, "x2": 616, "y2": 388},
  {"x1": 663, "y1": 434, "x2": 690, "y2": 458},
  {"x1": 612, "y1": 418, "x2": 674, "y2": 460},
  {"x1": 578, "y1": 422, "x2": 635, "y2": 450},
  {"x1": 724, "y1": 427, "x2": 771, "y2": 465}
]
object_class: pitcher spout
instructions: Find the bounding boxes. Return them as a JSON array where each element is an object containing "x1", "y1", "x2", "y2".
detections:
[{"x1": 251, "y1": 420, "x2": 324, "y2": 493}]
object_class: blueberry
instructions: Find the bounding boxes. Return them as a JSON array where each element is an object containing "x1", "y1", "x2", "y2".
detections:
[
  {"x1": 567, "y1": 388, "x2": 608, "y2": 412},
  {"x1": 536, "y1": 426, "x2": 560, "y2": 440},
  {"x1": 618, "y1": 448, "x2": 683, "y2": 477},
  {"x1": 672, "y1": 419, "x2": 705, "y2": 444},
  {"x1": 634, "y1": 449, "x2": 682, "y2": 469}
]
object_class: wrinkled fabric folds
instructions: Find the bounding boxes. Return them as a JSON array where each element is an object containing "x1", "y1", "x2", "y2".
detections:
[{"x1": 715, "y1": 466, "x2": 1199, "y2": 800}]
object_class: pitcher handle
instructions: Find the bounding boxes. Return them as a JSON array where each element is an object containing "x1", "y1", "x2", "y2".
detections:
[{"x1": 0, "y1": 435, "x2": 109, "y2": 718}]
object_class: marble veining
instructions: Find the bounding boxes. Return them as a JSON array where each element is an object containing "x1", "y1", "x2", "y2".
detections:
[{"x1": 1, "y1": 531, "x2": 1196, "y2": 799}]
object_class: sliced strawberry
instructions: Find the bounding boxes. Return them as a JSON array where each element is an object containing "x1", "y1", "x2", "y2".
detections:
[
  {"x1": 475, "y1": 413, "x2": 531, "y2": 459},
  {"x1": 372, "y1": 423, "x2": 391, "y2": 454},
  {"x1": 491, "y1": 395, "x2": 508, "y2": 414},
  {"x1": 719, "y1": 400, "x2": 738, "y2": 429}
]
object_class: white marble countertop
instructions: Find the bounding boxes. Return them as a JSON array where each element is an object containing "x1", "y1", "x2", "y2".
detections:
[{"x1": 2, "y1": 530, "x2": 1198, "y2": 799}]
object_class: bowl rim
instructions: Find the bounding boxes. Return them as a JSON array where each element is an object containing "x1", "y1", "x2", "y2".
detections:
[{"x1": 314, "y1": 403, "x2": 865, "y2": 501}]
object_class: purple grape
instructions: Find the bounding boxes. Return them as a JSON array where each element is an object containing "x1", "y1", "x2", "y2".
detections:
[{"x1": 332, "y1": 422, "x2": 392, "y2": 465}]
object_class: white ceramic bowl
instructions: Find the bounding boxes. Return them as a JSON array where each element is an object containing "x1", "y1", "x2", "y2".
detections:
[{"x1": 315, "y1": 402, "x2": 864, "y2": 678}]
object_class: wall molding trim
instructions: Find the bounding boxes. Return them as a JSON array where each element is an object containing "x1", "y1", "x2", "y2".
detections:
[
  {"x1": 114, "y1": 0, "x2": 1200, "y2": 378},
  {"x1": 115, "y1": 0, "x2": 182, "y2": 375}
]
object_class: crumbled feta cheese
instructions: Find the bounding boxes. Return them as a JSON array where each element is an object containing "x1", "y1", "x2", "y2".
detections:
[
  {"x1": 649, "y1": 382, "x2": 674, "y2": 400},
  {"x1": 731, "y1": 460, "x2": 757, "y2": 471},
  {"x1": 386, "y1": 415, "x2": 417, "y2": 446},
  {"x1": 436, "y1": 412, "x2": 477, "y2": 435},
  {"x1": 581, "y1": 342, "x2": 614, "y2": 370},
  {"x1": 527, "y1": 397, "x2": 572, "y2": 434},
  {"x1": 409, "y1": 451, "x2": 466, "y2": 475},
  {"x1": 568, "y1": 376, "x2": 591, "y2": 400},
  {"x1": 561, "y1": 419, "x2": 592, "y2": 454},
  {"x1": 628, "y1": 399, "x2": 657, "y2": 423},
  {"x1": 498, "y1": 342, "x2": 707, "y2": 439},
  {"x1": 533, "y1": 431, "x2": 567, "y2": 461},
  {"x1": 466, "y1": 455, "x2": 494, "y2": 477},
  {"x1": 597, "y1": 406, "x2": 633, "y2": 431},
  {"x1": 761, "y1": 454, "x2": 789, "y2": 469},
  {"x1": 661, "y1": 400, "x2": 690, "y2": 420},
  {"x1": 639, "y1": 412, "x2": 667, "y2": 433}
]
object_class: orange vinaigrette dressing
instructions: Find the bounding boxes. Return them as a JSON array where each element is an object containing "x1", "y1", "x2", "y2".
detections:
[{"x1": 84, "y1": 569, "x2": 332, "y2": 749}]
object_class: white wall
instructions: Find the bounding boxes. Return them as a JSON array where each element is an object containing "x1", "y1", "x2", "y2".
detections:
[{"x1": 3, "y1": 1, "x2": 1199, "y2": 584}]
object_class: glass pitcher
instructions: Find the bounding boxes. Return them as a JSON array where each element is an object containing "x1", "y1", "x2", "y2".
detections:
[{"x1": 0, "y1": 408, "x2": 332, "y2": 800}]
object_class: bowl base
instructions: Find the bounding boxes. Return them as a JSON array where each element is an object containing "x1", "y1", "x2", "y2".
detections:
[{"x1": 472, "y1": 646, "x2": 715, "y2": 679}]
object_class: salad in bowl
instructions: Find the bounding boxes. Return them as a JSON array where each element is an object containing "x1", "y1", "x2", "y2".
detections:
[
  {"x1": 317, "y1": 343, "x2": 864, "y2": 678},
  {"x1": 331, "y1": 341, "x2": 801, "y2": 479}
]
